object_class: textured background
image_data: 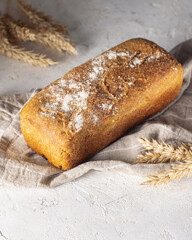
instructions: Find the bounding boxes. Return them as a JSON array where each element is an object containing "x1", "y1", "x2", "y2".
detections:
[{"x1": 0, "y1": 0, "x2": 192, "y2": 239}]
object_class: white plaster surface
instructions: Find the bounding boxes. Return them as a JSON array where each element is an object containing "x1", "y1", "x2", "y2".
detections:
[{"x1": 0, "y1": 0, "x2": 192, "y2": 239}]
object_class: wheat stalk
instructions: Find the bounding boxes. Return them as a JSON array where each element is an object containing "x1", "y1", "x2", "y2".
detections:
[
  {"x1": 0, "y1": 17, "x2": 57, "y2": 67},
  {"x1": 16, "y1": 0, "x2": 77, "y2": 54},
  {"x1": 4, "y1": 15, "x2": 75, "y2": 53},
  {"x1": 0, "y1": 1, "x2": 77, "y2": 65},
  {"x1": 142, "y1": 160, "x2": 192, "y2": 186},
  {"x1": 16, "y1": 0, "x2": 67, "y2": 34},
  {"x1": 134, "y1": 138, "x2": 192, "y2": 164},
  {"x1": 134, "y1": 137, "x2": 192, "y2": 185}
]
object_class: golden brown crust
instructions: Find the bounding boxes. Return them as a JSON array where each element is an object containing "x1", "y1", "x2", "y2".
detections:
[{"x1": 20, "y1": 38, "x2": 183, "y2": 170}]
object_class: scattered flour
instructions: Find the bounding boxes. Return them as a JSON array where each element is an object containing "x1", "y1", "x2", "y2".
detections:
[
  {"x1": 74, "y1": 114, "x2": 84, "y2": 132},
  {"x1": 102, "y1": 103, "x2": 112, "y2": 111},
  {"x1": 129, "y1": 56, "x2": 143, "y2": 68},
  {"x1": 107, "y1": 50, "x2": 133, "y2": 60},
  {"x1": 127, "y1": 82, "x2": 134, "y2": 86},
  {"x1": 172, "y1": 67, "x2": 178, "y2": 71},
  {"x1": 43, "y1": 83, "x2": 90, "y2": 132},
  {"x1": 88, "y1": 56, "x2": 105, "y2": 81},
  {"x1": 62, "y1": 94, "x2": 74, "y2": 112},
  {"x1": 146, "y1": 52, "x2": 161, "y2": 62},
  {"x1": 93, "y1": 114, "x2": 99, "y2": 123},
  {"x1": 108, "y1": 51, "x2": 117, "y2": 60}
]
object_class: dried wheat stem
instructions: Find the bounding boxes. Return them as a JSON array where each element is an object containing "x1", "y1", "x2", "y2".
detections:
[
  {"x1": 0, "y1": 18, "x2": 57, "y2": 67},
  {"x1": 142, "y1": 160, "x2": 192, "y2": 186}
]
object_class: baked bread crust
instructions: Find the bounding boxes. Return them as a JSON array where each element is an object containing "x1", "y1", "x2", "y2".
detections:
[{"x1": 20, "y1": 38, "x2": 183, "y2": 170}]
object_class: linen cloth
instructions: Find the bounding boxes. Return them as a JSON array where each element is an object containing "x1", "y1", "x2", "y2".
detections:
[{"x1": 0, "y1": 39, "x2": 192, "y2": 187}]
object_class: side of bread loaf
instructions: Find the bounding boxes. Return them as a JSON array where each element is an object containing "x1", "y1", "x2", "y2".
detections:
[{"x1": 20, "y1": 38, "x2": 183, "y2": 170}]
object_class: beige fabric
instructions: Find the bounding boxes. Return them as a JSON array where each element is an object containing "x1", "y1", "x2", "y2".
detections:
[{"x1": 0, "y1": 40, "x2": 192, "y2": 187}]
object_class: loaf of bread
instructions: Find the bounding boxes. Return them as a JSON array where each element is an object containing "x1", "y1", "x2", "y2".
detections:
[{"x1": 20, "y1": 38, "x2": 183, "y2": 170}]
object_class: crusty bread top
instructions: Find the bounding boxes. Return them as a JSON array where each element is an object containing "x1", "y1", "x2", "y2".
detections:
[{"x1": 29, "y1": 38, "x2": 182, "y2": 135}]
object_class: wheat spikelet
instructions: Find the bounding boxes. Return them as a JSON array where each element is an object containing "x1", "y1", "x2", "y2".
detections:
[
  {"x1": 138, "y1": 137, "x2": 175, "y2": 152},
  {"x1": 16, "y1": 1, "x2": 77, "y2": 55},
  {"x1": 44, "y1": 31, "x2": 77, "y2": 55},
  {"x1": 142, "y1": 160, "x2": 192, "y2": 186},
  {"x1": 135, "y1": 152, "x2": 164, "y2": 164},
  {"x1": 5, "y1": 15, "x2": 77, "y2": 54},
  {"x1": 4, "y1": 15, "x2": 66, "y2": 52},
  {"x1": 16, "y1": 0, "x2": 67, "y2": 34},
  {"x1": 3, "y1": 15, "x2": 23, "y2": 46},
  {"x1": 0, "y1": 38, "x2": 57, "y2": 67},
  {"x1": 0, "y1": 17, "x2": 57, "y2": 67},
  {"x1": 135, "y1": 138, "x2": 192, "y2": 164}
]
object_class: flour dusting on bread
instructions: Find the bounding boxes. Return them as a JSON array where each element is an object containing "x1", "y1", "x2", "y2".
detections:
[
  {"x1": 108, "y1": 50, "x2": 132, "y2": 59},
  {"x1": 39, "y1": 41, "x2": 168, "y2": 133},
  {"x1": 74, "y1": 113, "x2": 84, "y2": 132},
  {"x1": 89, "y1": 56, "x2": 105, "y2": 81}
]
